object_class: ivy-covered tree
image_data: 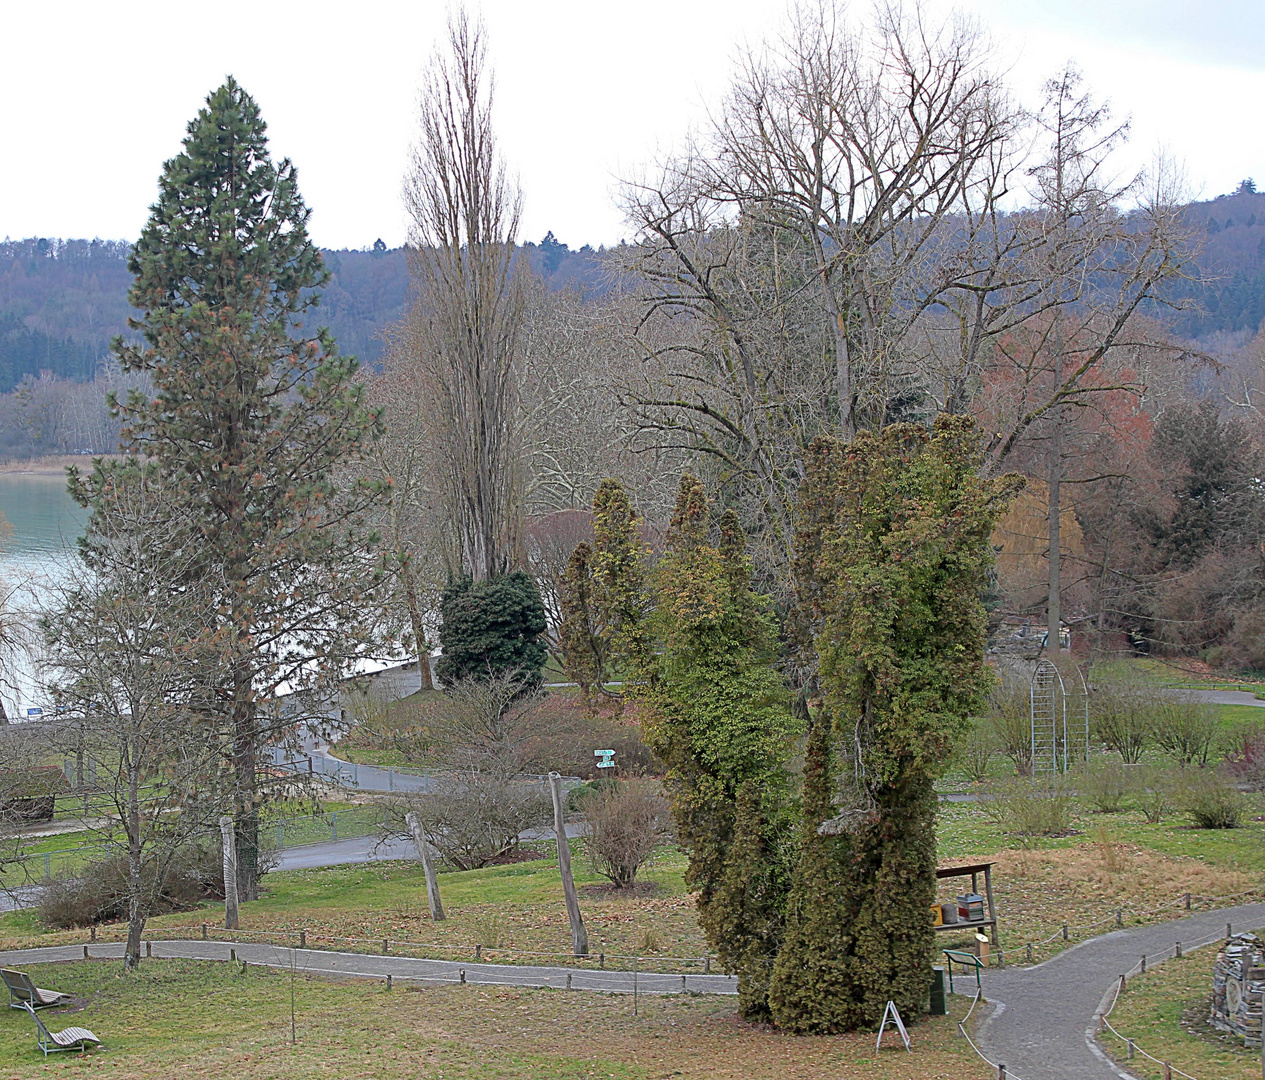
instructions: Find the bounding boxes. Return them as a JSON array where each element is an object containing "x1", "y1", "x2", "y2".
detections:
[
  {"x1": 75, "y1": 77, "x2": 386, "y2": 901},
  {"x1": 639, "y1": 476, "x2": 802, "y2": 1019},
  {"x1": 436, "y1": 572, "x2": 548, "y2": 686},
  {"x1": 769, "y1": 416, "x2": 1021, "y2": 1032},
  {"x1": 558, "y1": 479, "x2": 646, "y2": 711}
]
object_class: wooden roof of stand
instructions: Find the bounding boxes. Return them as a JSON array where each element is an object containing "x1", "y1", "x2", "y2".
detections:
[{"x1": 935, "y1": 863, "x2": 993, "y2": 878}]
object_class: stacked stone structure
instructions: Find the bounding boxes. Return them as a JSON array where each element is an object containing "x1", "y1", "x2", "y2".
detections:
[{"x1": 1211, "y1": 933, "x2": 1265, "y2": 1047}]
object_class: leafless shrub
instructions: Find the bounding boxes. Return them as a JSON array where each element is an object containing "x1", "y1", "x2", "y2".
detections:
[
  {"x1": 1091, "y1": 678, "x2": 1155, "y2": 763},
  {"x1": 1176, "y1": 768, "x2": 1245, "y2": 829},
  {"x1": 986, "y1": 671, "x2": 1034, "y2": 776},
  {"x1": 1076, "y1": 757, "x2": 1132, "y2": 813},
  {"x1": 1136, "y1": 763, "x2": 1177, "y2": 823},
  {"x1": 437, "y1": 671, "x2": 546, "y2": 774},
  {"x1": 388, "y1": 775, "x2": 552, "y2": 871},
  {"x1": 1150, "y1": 699, "x2": 1220, "y2": 766},
  {"x1": 583, "y1": 778, "x2": 670, "y2": 888}
]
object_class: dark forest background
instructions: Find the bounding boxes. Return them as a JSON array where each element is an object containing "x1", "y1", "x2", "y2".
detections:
[{"x1": 4, "y1": 188, "x2": 1265, "y2": 458}]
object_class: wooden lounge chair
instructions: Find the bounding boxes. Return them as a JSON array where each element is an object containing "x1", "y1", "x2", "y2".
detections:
[
  {"x1": 1, "y1": 968, "x2": 70, "y2": 1010},
  {"x1": 23, "y1": 1002, "x2": 99, "y2": 1055}
]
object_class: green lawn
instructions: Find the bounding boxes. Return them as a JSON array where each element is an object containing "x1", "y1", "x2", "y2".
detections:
[
  {"x1": 1102, "y1": 945, "x2": 1258, "y2": 1080},
  {"x1": 0, "y1": 958, "x2": 989, "y2": 1079}
]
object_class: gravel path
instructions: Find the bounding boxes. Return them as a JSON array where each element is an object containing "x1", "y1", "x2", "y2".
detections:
[
  {"x1": 0, "y1": 939, "x2": 737, "y2": 996},
  {"x1": 975, "y1": 901, "x2": 1265, "y2": 1079}
]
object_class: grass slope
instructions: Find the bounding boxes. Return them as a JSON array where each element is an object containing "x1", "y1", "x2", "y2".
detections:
[
  {"x1": 0, "y1": 959, "x2": 989, "y2": 1079},
  {"x1": 1103, "y1": 945, "x2": 1262, "y2": 1080}
]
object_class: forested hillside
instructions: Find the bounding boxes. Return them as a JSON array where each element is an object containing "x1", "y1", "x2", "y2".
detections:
[
  {"x1": 3, "y1": 187, "x2": 1264, "y2": 459},
  {"x1": 1172, "y1": 185, "x2": 1265, "y2": 338},
  {"x1": 0, "y1": 234, "x2": 604, "y2": 390},
  {"x1": 0, "y1": 234, "x2": 604, "y2": 456}
]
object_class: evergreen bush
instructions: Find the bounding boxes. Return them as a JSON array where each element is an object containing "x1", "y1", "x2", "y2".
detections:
[{"x1": 436, "y1": 572, "x2": 548, "y2": 685}]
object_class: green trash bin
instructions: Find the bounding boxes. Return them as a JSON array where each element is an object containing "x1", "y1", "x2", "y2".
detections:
[{"x1": 929, "y1": 965, "x2": 947, "y2": 1015}]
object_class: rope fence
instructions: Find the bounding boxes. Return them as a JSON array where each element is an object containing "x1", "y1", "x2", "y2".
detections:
[
  {"x1": 956, "y1": 887, "x2": 1265, "y2": 967},
  {"x1": 24, "y1": 920, "x2": 724, "y2": 976},
  {"x1": 1091, "y1": 928, "x2": 1232, "y2": 1080},
  {"x1": 953, "y1": 922, "x2": 1244, "y2": 1080}
]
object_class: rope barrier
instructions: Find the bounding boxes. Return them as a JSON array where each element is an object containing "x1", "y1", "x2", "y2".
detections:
[
  {"x1": 955, "y1": 920, "x2": 1251, "y2": 1080},
  {"x1": 1090, "y1": 929, "x2": 1231, "y2": 1080},
  {"x1": 955, "y1": 988, "x2": 1029, "y2": 1079},
  {"x1": 16, "y1": 921, "x2": 719, "y2": 976},
  {"x1": 991, "y1": 888, "x2": 1265, "y2": 966}
]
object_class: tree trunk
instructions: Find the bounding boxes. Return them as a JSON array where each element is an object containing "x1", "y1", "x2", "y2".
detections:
[
  {"x1": 1047, "y1": 353, "x2": 1064, "y2": 658},
  {"x1": 232, "y1": 674, "x2": 260, "y2": 901},
  {"x1": 405, "y1": 811, "x2": 445, "y2": 921},
  {"x1": 548, "y1": 772, "x2": 587, "y2": 956},
  {"x1": 125, "y1": 896, "x2": 144, "y2": 971},
  {"x1": 221, "y1": 815, "x2": 240, "y2": 930},
  {"x1": 399, "y1": 557, "x2": 434, "y2": 691},
  {"x1": 125, "y1": 780, "x2": 144, "y2": 969}
]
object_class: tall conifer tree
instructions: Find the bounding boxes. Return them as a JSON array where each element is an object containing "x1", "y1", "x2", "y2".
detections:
[
  {"x1": 770, "y1": 416, "x2": 1022, "y2": 1031},
  {"x1": 76, "y1": 78, "x2": 385, "y2": 900},
  {"x1": 639, "y1": 478, "x2": 801, "y2": 1019}
]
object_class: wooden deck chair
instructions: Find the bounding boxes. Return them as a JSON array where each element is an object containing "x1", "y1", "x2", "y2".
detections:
[
  {"x1": 23, "y1": 1002, "x2": 99, "y2": 1055},
  {"x1": 1, "y1": 968, "x2": 70, "y2": 1010}
]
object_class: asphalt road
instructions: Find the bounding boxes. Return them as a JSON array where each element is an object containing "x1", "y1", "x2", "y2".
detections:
[
  {"x1": 0, "y1": 939, "x2": 737, "y2": 996},
  {"x1": 976, "y1": 902, "x2": 1265, "y2": 1079}
]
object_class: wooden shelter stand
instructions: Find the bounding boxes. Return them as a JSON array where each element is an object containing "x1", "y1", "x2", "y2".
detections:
[{"x1": 935, "y1": 862, "x2": 998, "y2": 944}]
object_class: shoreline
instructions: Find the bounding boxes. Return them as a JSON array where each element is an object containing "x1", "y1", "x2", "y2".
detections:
[{"x1": 0, "y1": 454, "x2": 118, "y2": 476}]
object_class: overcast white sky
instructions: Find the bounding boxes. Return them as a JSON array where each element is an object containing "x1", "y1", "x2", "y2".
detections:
[{"x1": 2, "y1": 0, "x2": 1261, "y2": 251}]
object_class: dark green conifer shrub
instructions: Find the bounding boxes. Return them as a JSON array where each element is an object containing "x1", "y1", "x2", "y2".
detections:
[{"x1": 436, "y1": 571, "x2": 548, "y2": 685}]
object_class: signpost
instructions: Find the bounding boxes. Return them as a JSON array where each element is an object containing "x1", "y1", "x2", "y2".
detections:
[{"x1": 595, "y1": 750, "x2": 616, "y2": 770}]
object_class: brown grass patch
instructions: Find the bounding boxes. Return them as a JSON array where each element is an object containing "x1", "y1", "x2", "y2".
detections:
[{"x1": 937, "y1": 844, "x2": 1260, "y2": 959}]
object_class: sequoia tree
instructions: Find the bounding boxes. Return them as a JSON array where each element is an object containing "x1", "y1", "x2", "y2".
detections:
[
  {"x1": 80, "y1": 77, "x2": 386, "y2": 900},
  {"x1": 769, "y1": 416, "x2": 1021, "y2": 1031}
]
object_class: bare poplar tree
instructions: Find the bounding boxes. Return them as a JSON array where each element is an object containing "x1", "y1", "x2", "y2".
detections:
[{"x1": 403, "y1": 9, "x2": 527, "y2": 582}]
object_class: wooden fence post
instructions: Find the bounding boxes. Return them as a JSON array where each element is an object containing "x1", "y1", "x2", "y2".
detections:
[
  {"x1": 405, "y1": 811, "x2": 445, "y2": 921},
  {"x1": 220, "y1": 816, "x2": 239, "y2": 931},
  {"x1": 549, "y1": 772, "x2": 588, "y2": 956}
]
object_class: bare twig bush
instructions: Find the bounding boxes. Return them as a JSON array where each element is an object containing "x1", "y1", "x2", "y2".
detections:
[
  {"x1": 388, "y1": 775, "x2": 552, "y2": 871},
  {"x1": 1150, "y1": 699, "x2": 1220, "y2": 766},
  {"x1": 1176, "y1": 768, "x2": 1245, "y2": 829},
  {"x1": 983, "y1": 776, "x2": 1076, "y2": 841},
  {"x1": 1135, "y1": 764, "x2": 1178, "y2": 824},
  {"x1": 1090, "y1": 677, "x2": 1155, "y2": 763},
  {"x1": 957, "y1": 721, "x2": 995, "y2": 783},
  {"x1": 583, "y1": 778, "x2": 670, "y2": 888},
  {"x1": 986, "y1": 672, "x2": 1034, "y2": 776},
  {"x1": 1077, "y1": 757, "x2": 1133, "y2": 813}
]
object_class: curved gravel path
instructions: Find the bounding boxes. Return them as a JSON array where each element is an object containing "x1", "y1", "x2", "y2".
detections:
[
  {"x1": 976, "y1": 902, "x2": 1265, "y2": 1079},
  {"x1": 0, "y1": 939, "x2": 737, "y2": 996}
]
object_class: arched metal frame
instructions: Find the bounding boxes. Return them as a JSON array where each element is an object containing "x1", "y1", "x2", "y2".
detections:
[{"x1": 1031, "y1": 659, "x2": 1068, "y2": 777}]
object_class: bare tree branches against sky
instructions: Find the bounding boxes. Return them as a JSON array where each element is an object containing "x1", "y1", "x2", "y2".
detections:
[{"x1": 3, "y1": 0, "x2": 1262, "y2": 249}]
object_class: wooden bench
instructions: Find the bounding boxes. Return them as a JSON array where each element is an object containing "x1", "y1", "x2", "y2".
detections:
[
  {"x1": 23, "y1": 1002, "x2": 100, "y2": 1055},
  {"x1": 1, "y1": 968, "x2": 70, "y2": 1011}
]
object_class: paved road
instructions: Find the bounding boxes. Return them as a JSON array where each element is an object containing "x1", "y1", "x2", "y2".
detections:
[
  {"x1": 274, "y1": 824, "x2": 587, "y2": 872},
  {"x1": 975, "y1": 901, "x2": 1265, "y2": 1079},
  {"x1": 0, "y1": 939, "x2": 737, "y2": 996},
  {"x1": 1180, "y1": 688, "x2": 1265, "y2": 708}
]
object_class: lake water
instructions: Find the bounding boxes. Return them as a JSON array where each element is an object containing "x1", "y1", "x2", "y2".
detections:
[
  {"x1": 0, "y1": 471, "x2": 84, "y2": 718},
  {"x1": 0, "y1": 472, "x2": 84, "y2": 562}
]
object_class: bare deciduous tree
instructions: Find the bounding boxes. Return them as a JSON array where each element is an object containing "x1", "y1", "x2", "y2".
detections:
[
  {"x1": 619, "y1": 2, "x2": 1015, "y2": 594},
  {"x1": 402, "y1": 9, "x2": 528, "y2": 582},
  {"x1": 42, "y1": 468, "x2": 226, "y2": 969}
]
